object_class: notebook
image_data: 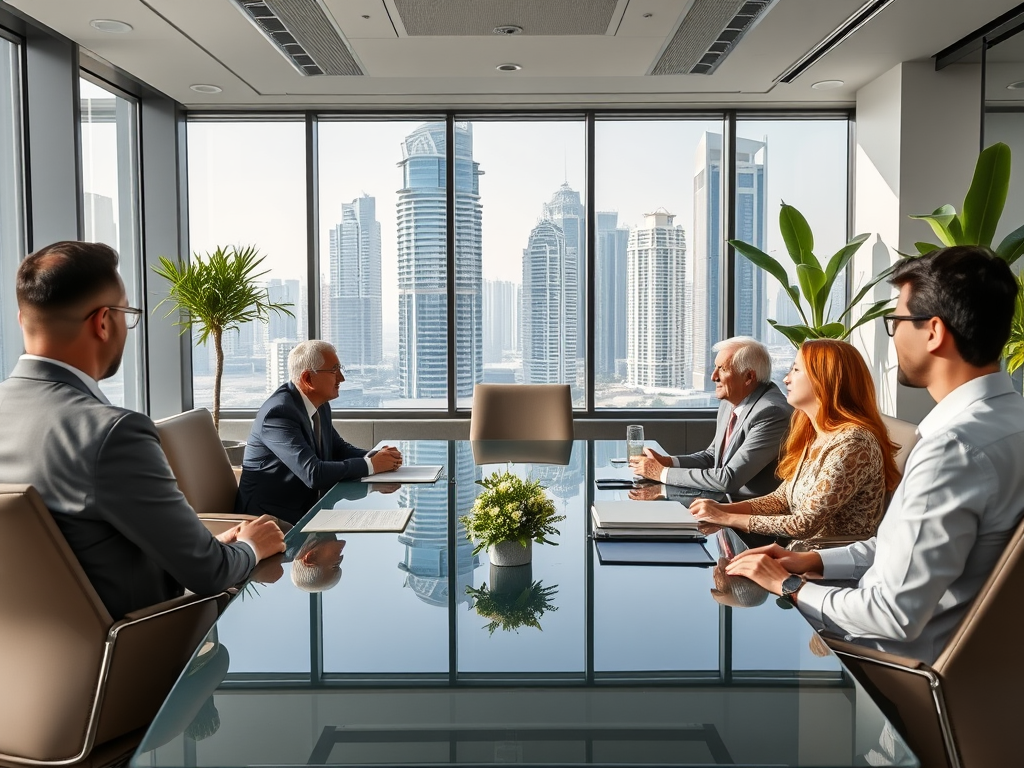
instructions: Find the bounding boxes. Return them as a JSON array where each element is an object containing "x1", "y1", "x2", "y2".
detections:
[
  {"x1": 361, "y1": 464, "x2": 443, "y2": 483},
  {"x1": 595, "y1": 539, "x2": 714, "y2": 567},
  {"x1": 591, "y1": 500, "x2": 699, "y2": 530}
]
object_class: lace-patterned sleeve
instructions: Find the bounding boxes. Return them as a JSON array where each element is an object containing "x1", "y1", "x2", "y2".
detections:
[
  {"x1": 746, "y1": 429, "x2": 884, "y2": 539},
  {"x1": 746, "y1": 480, "x2": 790, "y2": 516}
]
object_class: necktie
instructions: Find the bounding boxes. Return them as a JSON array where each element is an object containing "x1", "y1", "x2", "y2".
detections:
[
  {"x1": 312, "y1": 411, "x2": 323, "y2": 458},
  {"x1": 719, "y1": 411, "x2": 737, "y2": 467}
]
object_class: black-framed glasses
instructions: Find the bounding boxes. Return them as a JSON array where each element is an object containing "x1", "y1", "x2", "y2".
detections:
[
  {"x1": 86, "y1": 305, "x2": 144, "y2": 329},
  {"x1": 882, "y1": 314, "x2": 932, "y2": 337}
]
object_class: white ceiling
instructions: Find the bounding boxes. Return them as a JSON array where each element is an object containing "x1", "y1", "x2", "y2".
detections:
[{"x1": 4, "y1": 0, "x2": 1020, "y2": 109}]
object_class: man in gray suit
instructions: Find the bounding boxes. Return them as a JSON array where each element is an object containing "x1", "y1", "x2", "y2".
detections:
[
  {"x1": 630, "y1": 336, "x2": 792, "y2": 499},
  {"x1": 0, "y1": 241, "x2": 285, "y2": 619}
]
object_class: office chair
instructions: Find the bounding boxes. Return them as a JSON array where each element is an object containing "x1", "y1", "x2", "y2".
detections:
[
  {"x1": 155, "y1": 408, "x2": 255, "y2": 536},
  {"x1": 0, "y1": 485, "x2": 228, "y2": 765},
  {"x1": 880, "y1": 414, "x2": 919, "y2": 476},
  {"x1": 469, "y1": 384, "x2": 574, "y2": 441},
  {"x1": 823, "y1": 512, "x2": 1024, "y2": 768}
]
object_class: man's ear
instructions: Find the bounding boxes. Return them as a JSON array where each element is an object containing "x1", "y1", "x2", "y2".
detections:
[
  {"x1": 90, "y1": 306, "x2": 112, "y2": 342},
  {"x1": 926, "y1": 316, "x2": 947, "y2": 354}
]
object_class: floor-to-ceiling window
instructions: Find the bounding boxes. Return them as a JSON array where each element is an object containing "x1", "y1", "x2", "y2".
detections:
[
  {"x1": 80, "y1": 75, "x2": 143, "y2": 409},
  {"x1": 185, "y1": 118, "x2": 308, "y2": 410},
  {"x1": 0, "y1": 31, "x2": 24, "y2": 378}
]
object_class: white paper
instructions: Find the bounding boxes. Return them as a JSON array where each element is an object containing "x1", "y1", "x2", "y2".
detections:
[
  {"x1": 301, "y1": 507, "x2": 413, "y2": 533},
  {"x1": 361, "y1": 464, "x2": 443, "y2": 483},
  {"x1": 591, "y1": 500, "x2": 698, "y2": 529}
]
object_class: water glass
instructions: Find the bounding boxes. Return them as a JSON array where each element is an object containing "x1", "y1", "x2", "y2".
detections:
[{"x1": 626, "y1": 425, "x2": 645, "y2": 461}]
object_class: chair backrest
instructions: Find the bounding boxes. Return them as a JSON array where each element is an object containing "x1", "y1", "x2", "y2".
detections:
[
  {"x1": 155, "y1": 408, "x2": 239, "y2": 516},
  {"x1": 0, "y1": 485, "x2": 113, "y2": 763},
  {"x1": 931, "y1": 513, "x2": 1024, "y2": 767},
  {"x1": 470, "y1": 384, "x2": 574, "y2": 441},
  {"x1": 881, "y1": 414, "x2": 919, "y2": 477}
]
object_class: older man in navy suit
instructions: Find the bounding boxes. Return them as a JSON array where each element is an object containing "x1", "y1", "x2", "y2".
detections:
[{"x1": 237, "y1": 340, "x2": 402, "y2": 524}]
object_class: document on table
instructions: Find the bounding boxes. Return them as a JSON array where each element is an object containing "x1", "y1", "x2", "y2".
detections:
[
  {"x1": 301, "y1": 507, "x2": 413, "y2": 533},
  {"x1": 591, "y1": 500, "x2": 698, "y2": 529},
  {"x1": 362, "y1": 464, "x2": 443, "y2": 483}
]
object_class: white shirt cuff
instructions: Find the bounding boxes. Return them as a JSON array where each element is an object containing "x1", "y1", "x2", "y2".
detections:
[
  {"x1": 671, "y1": 456, "x2": 680, "y2": 468},
  {"x1": 235, "y1": 538, "x2": 259, "y2": 565},
  {"x1": 660, "y1": 467, "x2": 670, "y2": 483},
  {"x1": 795, "y1": 582, "x2": 831, "y2": 625},
  {"x1": 364, "y1": 456, "x2": 375, "y2": 475},
  {"x1": 817, "y1": 546, "x2": 858, "y2": 579}
]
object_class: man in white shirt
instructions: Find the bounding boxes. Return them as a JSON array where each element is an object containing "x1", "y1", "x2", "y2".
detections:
[
  {"x1": 0, "y1": 241, "x2": 285, "y2": 619},
  {"x1": 631, "y1": 336, "x2": 792, "y2": 499},
  {"x1": 726, "y1": 245, "x2": 1024, "y2": 663}
]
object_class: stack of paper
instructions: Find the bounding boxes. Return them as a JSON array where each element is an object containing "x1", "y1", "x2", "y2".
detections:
[
  {"x1": 361, "y1": 465, "x2": 443, "y2": 483},
  {"x1": 301, "y1": 507, "x2": 413, "y2": 533},
  {"x1": 591, "y1": 500, "x2": 702, "y2": 540}
]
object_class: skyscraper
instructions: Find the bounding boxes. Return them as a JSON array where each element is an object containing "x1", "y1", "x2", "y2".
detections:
[
  {"x1": 328, "y1": 194, "x2": 382, "y2": 368},
  {"x1": 626, "y1": 209, "x2": 687, "y2": 389},
  {"x1": 691, "y1": 132, "x2": 767, "y2": 391},
  {"x1": 542, "y1": 183, "x2": 586, "y2": 364},
  {"x1": 397, "y1": 122, "x2": 483, "y2": 400},
  {"x1": 266, "y1": 278, "x2": 300, "y2": 343},
  {"x1": 595, "y1": 211, "x2": 628, "y2": 377},
  {"x1": 482, "y1": 279, "x2": 520, "y2": 364},
  {"x1": 522, "y1": 218, "x2": 576, "y2": 384}
]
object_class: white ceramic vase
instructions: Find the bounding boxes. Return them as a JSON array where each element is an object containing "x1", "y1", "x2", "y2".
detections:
[{"x1": 488, "y1": 539, "x2": 532, "y2": 567}]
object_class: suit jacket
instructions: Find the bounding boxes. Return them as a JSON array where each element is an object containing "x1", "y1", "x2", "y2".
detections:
[
  {"x1": 236, "y1": 382, "x2": 370, "y2": 524},
  {"x1": 0, "y1": 359, "x2": 255, "y2": 620},
  {"x1": 663, "y1": 382, "x2": 792, "y2": 499}
]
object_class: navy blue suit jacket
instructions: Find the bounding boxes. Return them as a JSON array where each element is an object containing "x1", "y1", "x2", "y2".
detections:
[{"x1": 236, "y1": 383, "x2": 369, "y2": 524}]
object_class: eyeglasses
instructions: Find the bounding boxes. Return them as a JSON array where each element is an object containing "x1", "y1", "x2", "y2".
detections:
[
  {"x1": 882, "y1": 314, "x2": 932, "y2": 337},
  {"x1": 86, "y1": 305, "x2": 144, "y2": 329},
  {"x1": 310, "y1": 365, "x2": 345, "y2": 378}
]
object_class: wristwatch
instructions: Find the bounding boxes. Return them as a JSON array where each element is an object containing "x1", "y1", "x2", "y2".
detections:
[{"x1": 779, "y1": 574, "x2": 805, "y2": 605}]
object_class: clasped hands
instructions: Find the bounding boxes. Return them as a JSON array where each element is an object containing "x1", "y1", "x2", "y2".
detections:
[
  {"x1": 370, "y1": 445, "x2": 403, "y2": 474},
  {"x1": 722, "y1": 543, "x2": 823, "y2": 597}
]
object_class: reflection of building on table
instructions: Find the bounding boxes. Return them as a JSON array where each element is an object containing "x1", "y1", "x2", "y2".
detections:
[{"x1": 398, "y1": 441, "x2": 479, "y2": 606}]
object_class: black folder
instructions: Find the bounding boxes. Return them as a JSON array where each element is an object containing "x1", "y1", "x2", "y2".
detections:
[{"x1": 595, "y1": 539, "x2": 714, "y2": 567}]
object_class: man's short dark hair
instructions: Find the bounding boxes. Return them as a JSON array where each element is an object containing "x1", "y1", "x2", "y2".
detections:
[
  {"x1": 17, "y1": 241, "x2": 121, "y2": 313},
  {"x1": 890, "y1": 245, "x2": 1018, "y2": 367}
]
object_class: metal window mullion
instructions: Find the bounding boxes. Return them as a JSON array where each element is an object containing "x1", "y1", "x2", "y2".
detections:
[
  {"x1": 585, "y1": 112, "x2": 596, "y2": 415},
  {"x1": 306, "y1": 113, "x2": 320, "y2": 340},
  {"x1": 446, "y1": 115, "x2": 456, "y2": 415},
  {"x1": 723, "y1": 112, "x2": 737, "y2": 340}
]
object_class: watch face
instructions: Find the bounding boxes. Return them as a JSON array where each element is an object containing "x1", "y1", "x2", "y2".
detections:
[{"x1": 781, "y1": 575, "x2": 803, "y2": 596}]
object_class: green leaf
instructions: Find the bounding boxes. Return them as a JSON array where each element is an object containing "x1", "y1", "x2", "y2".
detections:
[
  {"x1": 996, "y1": 223, "x2": 1024, "y2": 264},
  {"x1": 963, "y1": 142, "x2": 1011, "y2": 247},
  {"x1": 730, "y1": 239, "x2": 805, "y2": 322},
  {"x1": 779, "y1": 203, "x2": 815, "y2": 266},
  {"x1": 914, "y1": 242, "x2": 941, "y2": 255},
  {"x1": 909, "y1": 205, "x2": 959, "y2": 247},
  {"x1": 840, "y1": 261, "x2": 898, "y2": 320},
  {"x1": 845, "y1": 299, "x2": 897, "y2": 337},
  {"x1": 796, "y1": 264, "x2": 827, "y2": 325},
  {"x1": 767, "y1": 320, "x2": 813, "y2": 348},
  {"x1": 818, "y1": 233, "x2": 869, "y2": 310},
  {"x1": 816, "y1": 322, "x2": 847, "y2": 338}
]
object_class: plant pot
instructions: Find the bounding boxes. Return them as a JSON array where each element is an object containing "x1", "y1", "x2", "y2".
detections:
[
  {"x1": 221, "y1": 440, "x2": 246, "y2": 467},
  {"x1": 488, "y1": 539, "x2": 532, "y2": 567},
  {"x1": 489, "y1": 563, "x2": 532, "y2": 596}
]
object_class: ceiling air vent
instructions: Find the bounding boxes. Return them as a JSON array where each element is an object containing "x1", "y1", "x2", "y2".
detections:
[
  {"x1": 651, "y1": 0, "x2": 779, "y2": 76},
  {"x1": 232, "y1": 0, "x2": 364, "y2": 76}
]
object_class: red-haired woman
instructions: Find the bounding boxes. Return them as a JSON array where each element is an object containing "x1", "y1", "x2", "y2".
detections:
[{"x1": 690, "y1": 339, "x2": 900, "y2": 547}]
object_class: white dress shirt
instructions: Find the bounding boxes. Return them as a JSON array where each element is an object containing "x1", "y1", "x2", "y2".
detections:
[
  {"x1": 798, "y1": 372, "x2": 1024, "y2": 663},
  {"x1": 298, "y1": 391, "x2": 374, "y2": 476}
]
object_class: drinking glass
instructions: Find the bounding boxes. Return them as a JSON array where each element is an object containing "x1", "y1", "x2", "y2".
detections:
[{"x1": 626, "y1": 425, "x2": 645, "y2": 461}]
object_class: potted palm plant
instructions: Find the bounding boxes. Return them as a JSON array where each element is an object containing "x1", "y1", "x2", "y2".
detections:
[{"x1": 153, "y1": 245, "x2": 293, "y2": 432}]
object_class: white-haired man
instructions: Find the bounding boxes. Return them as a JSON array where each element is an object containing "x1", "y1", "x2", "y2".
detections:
[
  {"x1": 237, "y1": 340, "x2": 402, "y2": 524},
  {"x1": 631, "y1": 336, "x2": 792, "y2": 499}
]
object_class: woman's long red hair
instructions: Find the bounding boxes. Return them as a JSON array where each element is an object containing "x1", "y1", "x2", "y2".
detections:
[{"x1": 777, "y1": 339, "x2": 901, "y2": 492}]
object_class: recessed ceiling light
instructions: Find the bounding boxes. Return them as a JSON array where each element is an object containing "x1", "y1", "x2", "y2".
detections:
[
  {"x1": 811, "y1": 79, "x2": 845, "y2": 90},
  {"x1": 90, "y1": 19, "x2": 133, "y2": 34},
  {"x1": 496, "y1": 63, "x2": 522, "y2": 72},
  {"x1": 1007, "y1": 80, "x2": 1024, "y2": 90},
  {"x1": 190, "y1": 84, "x2": 223, "y2": 94}
]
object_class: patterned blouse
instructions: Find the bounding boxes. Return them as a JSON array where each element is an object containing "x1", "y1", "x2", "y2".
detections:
[{"x1": 745, "y1": 426, "x2": 887, "y2": 544}]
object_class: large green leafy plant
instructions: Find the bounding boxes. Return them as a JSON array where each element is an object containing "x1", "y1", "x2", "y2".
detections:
[
  {"x1": 153, "y1": 245, "x2": 293, "y2": 429},
  {"x1": 729, "y1": 204, "x2": 895, "y2": 347}
]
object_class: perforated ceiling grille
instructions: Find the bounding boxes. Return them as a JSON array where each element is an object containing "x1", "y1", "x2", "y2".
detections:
[
  {"x1": 395, "y1": 0, "x2": 618, "y2": 36},
  {"x1": 652, "y1": 0, "x2": 778, "y2": 75},
  {"x1": 234, "y1": 0, "x2": 363, "y2": 76}
]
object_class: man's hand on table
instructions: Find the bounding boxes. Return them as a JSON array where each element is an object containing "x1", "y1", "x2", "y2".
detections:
[
  {"x1": 629, "y1": 448, "x2": 670, "y2": 481},
  {"x1": 220, "y1": 514, "x2": 286, "y2": 561},
  {"x1": 724, "y1": 543, "x2": 822, "y2": 596},
  {"x1": 371, "y1": 445, "x2": 403, "y2": 473}
]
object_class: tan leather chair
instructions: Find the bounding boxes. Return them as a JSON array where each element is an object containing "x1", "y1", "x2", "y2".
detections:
[
  {"x1": 0, "y1": 485, "x2": 228, "y2": 766},
  {"x1": 824, "y1": 513, "x2": 1024, "y2": 768},
  {"x1": 155, "y1": 408, "x2": 254, "y2": 536},
  {"x1": 469, "y1": 384, "x2": 574, "y2": 441},
  {"x1": 881, "y1": 414, "x2": 919, "y2": 476}
]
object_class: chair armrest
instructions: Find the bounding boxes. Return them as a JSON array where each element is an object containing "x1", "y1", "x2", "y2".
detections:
[{"x1": 818, "y1": 631, "x2": 927, "y2": 672}]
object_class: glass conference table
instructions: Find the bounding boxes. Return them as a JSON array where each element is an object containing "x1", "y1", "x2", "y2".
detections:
[{"x1": 132, "y1": 440, "x2": 917, "y2": 767}]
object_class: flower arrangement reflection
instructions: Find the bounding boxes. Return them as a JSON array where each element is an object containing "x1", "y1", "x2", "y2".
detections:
[
  {"x1": 466, "y1": 569, "x2": 559, "y2": 635},
  {"x1": 459, "y1": 468, "x2": 565, "y2": 556}
]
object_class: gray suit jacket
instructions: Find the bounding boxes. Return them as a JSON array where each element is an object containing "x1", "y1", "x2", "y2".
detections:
[
  {"x1": 664, "y1": 382, "x2": 792, "y2": 499},
  {"x1": 0, "y1": 359, "x2": 255, "y2": 619}
]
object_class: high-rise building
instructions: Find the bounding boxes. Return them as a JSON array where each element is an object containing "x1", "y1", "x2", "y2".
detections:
[
  {"x1": 691, "y1": 132, "x2": 767, "y2": 391},
  {"x1": 397, "y1": 122, "x2": 483, "y2": 400},
  {"x1": 626, "y1": 209, "x2": 687, "y2": 389},
  {"x1": 542, "y1": 183, "x2": 586, "y2": 362},
  {"x1": 595, "y1": 211, "x2": 628, "y2": 377},
  {"x1": 267, "y1": 340, "x2": 298, "y2": 392},
  {"x1": 266, "y1": 278, "x2": 301, "y2": 343},
  {"x1": 522, "y1": 218, "x2": 577, "y2": 384},
  {"x1": 83, "y1": 192, "x2": 117, "y2": 247},
  {"x1": 482, "y1": 279, "x2": 520, "y2": 363},
  {"x1": 328, "y1": 195, "x2": 382, "y2": 369}
]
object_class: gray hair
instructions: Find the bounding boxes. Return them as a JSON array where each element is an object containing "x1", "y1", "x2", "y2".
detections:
[
  {"x1": 712, "y1": 336, "x2": 772, "y2": 384},
  {"x1": 290, "y1": 534, "x2": 343, "y2": 593},
  {"x1": 288, "y1": 340, "x2": 336, "y2": 385}
]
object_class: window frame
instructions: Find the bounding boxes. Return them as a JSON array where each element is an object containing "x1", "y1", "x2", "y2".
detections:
[{"x1": 0, "y1": 25, "x2": 27, "y2": 379}]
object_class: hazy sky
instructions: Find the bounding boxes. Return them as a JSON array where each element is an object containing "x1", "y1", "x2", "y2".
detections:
[{"x1": 186, "y1": 117, "x2": 849, "y2": 342}]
